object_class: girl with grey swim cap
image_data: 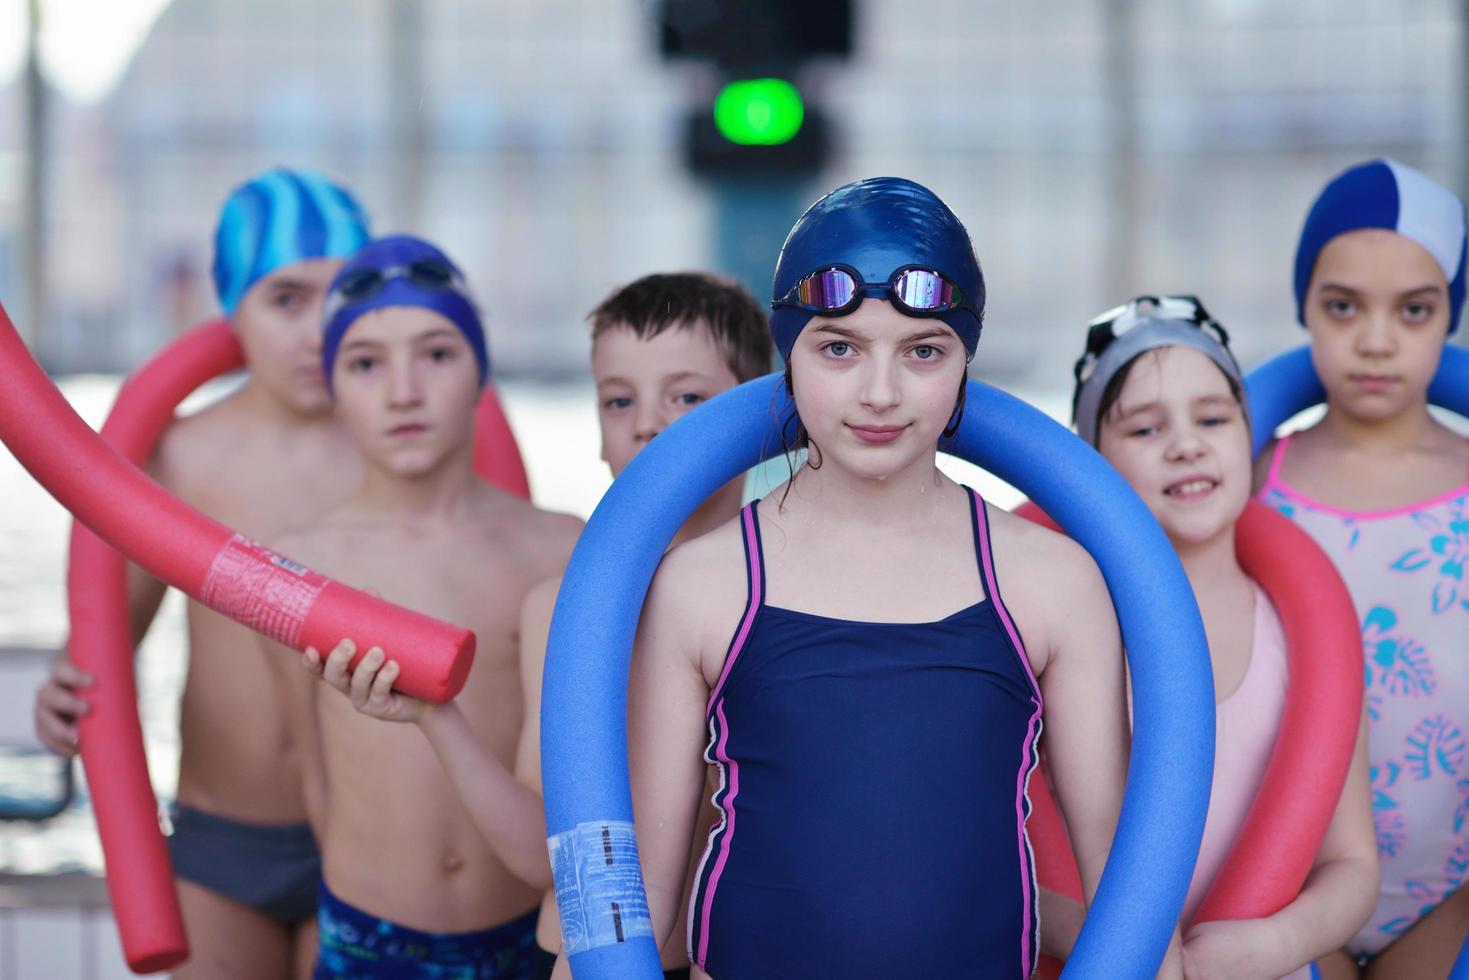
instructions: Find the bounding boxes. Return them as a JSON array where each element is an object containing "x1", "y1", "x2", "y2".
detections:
[{"x1": 1055, "y1": 295, "x2": 1377, "y2": 979}]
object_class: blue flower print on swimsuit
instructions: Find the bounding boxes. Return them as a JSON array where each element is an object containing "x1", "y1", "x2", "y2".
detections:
[
  {"x1": 1389, "y1": 502, "x2": 1469, "y2": 614},
  {"x1": 1261, "y1": 488, "x2": 1363, "y2": 551},
  {"x1": 1456, "y1": 778, "x2": 1469, "y2": 835},
  {"x1": 1370, "y1": 761, "x2": 1407, "y2": 859},
  {"x1": 1262, "y1": 489, "x2": 1295, "y2": 520},
  {"x1": 1404, "y1": 714, "x2": 1466, "y2": 781},
  {"x1": 1447, "y1": 838, "x2": 1469, "y2": 889},
  {"x1": 1381, "y1": 879, "x2": 1450, "y2": 937},
  {"x1": 1362, "y1": 606, "x2": 1435, "y2": 698}
]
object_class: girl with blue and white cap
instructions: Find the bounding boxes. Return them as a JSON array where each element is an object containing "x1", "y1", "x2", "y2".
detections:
[
  {"x1": 1064, "y1": 295, "x2": 1376, "y2": 980},
  {"x1": 1258, "y1": 159, "x2": 1469, "y2": 978},
  {"x1": 619, "y1": 177, "x2": 1144, "y2": 980}
]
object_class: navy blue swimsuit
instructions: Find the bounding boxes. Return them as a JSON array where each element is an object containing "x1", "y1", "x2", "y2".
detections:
[{"x1": 688, "y1": 489, "x2": 1044, "y2": 979}]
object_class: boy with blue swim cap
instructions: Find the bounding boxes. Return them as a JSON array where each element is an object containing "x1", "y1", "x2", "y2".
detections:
[
  {"x1": 281, "y1": 234, "x2": 584, "y2": 979},
  {"x1": 214, "y1": 167, "x2": 372, "y2": 317},
  {"x1": 34, "y1": 166, "x2": 373, "y2": 978},
  {"x1": 307, "y1": 264, "x2": 772, "y2": 980},
  {"x1": 319, "y1": 235, "x2": 490, "y2": 393}
]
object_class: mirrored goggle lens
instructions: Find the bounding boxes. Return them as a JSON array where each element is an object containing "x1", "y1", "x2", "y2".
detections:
[
  {"x1": 892, "y1": 269, "x2": 958, "y2": 311},
  {"x1": 794, "y1": 268, "x2": 858, "y2": 310}
]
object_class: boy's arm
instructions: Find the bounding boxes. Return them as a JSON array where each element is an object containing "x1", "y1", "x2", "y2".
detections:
[
  {"x1": 34, "y1": 556, "x2": 168, "y2": 756},
  {"x1": 1039, "y1": 542, "x2": 1184, "y2": 979},
  {"x1": 124, "y1": 560, "x2": 170, "y2": 649},
  {"x1": 512, "y1": 577, "x2": 558, "y2": 795},
  {"x1": 1182, "y1": 713, "x2": 1378, "y2": 978},
  {"x1": 35, "y1": 444, "x2": 173, "y2": 756}
]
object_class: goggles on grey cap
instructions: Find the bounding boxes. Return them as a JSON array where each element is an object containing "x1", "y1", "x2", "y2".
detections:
[{"x1": 1071, "y1": 295, "x2": 1247, "y2": 446}]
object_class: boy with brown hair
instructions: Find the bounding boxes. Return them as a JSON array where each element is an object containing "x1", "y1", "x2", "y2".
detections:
[{"x1": 313, "y1": 272, "x2": 772, "y2": 978}]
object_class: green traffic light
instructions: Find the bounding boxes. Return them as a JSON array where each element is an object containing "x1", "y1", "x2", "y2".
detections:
[{"x1": 714, "y1": 78, "x2": 804, "y2": 146}]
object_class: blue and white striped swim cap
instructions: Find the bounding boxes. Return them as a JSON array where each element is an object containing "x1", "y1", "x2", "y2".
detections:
[
  {"x1": 1294, "y1": 158, "x2": 1467, "y2": 335},
  {"x1": 212, "y1": 167, "x2": 371, "y2": 315}
]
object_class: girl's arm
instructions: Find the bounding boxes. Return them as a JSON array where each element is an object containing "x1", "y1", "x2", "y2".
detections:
[
  {"x1": 1182, "y1": 713, "x2": 1378, "y2": 979},
  {"x1": 1038, "y1": 543, "x2": 1185, "y2": 979},
  {"x1": 307, "y1": 640, "x2": 553, "y2": 889},
  {"x1": 627, "y1": 564, "x2": 712, "y2": 953}
]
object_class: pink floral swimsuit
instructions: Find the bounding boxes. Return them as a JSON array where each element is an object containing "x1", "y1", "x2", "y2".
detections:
[{"x1": 1260, "y1": 434, "x2": 1469, "y2": 956}]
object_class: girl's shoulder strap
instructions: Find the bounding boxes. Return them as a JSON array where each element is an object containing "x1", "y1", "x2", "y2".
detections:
[
  {"x1": 705, "y1": 500, "x2": 767, "y2": 713},
  {"x1": 737, "y1": 500, "x2": 766, "y2": 607},
  {"x1": 1261, "y1": 432, "x2": 1295, "y2": 494}
]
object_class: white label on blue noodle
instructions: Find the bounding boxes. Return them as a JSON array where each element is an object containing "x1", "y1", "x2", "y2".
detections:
[{"x1": 548, "y1": 820, "x2": 654, "y2": 955}]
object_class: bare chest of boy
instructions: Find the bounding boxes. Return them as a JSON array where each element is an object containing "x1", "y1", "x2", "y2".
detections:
[
  {"x1": 308, "y1": 523, "x2": 543, "y2": 928},
  {"x1": 161, "y1": 411, "x2": 361, "y2": 815},
  {"x1": 329, "y1": 525, "x2": 530, "y2": 739}
]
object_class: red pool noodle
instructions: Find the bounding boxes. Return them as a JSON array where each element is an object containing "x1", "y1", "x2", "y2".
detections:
[
  {"x1": 0, "y1": 304, "x2": 474, "y2": 966},
  {"x1": 67, "y1": 321, "x2": 241, "y2": 973},
  {"x1": 62, "y1": 318, "x2": 532, "y2": 972},
  {"x1": 1015, "y1": 499, "x2": 1362, "y2": 962},
  {"x1": 1190, "y1": 502, "x2": 1362, "y2": 924},
  {"x1": 473, "y1": 382, "x2": 531, "y2": 497}
]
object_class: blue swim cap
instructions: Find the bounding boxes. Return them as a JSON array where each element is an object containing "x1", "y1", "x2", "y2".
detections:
[
  {"x1": 770, "y1": 177, "x2": 985, "y2": 361},
  {"x1": 320, "y1": 235, "x2": 489, "y2": 392},
  {"x1": 212, "y1": 167, "x2": 372, "y2": 315},
  {"x1": 1294, "y1": 158, "x2": 1467, "y2": 335}
]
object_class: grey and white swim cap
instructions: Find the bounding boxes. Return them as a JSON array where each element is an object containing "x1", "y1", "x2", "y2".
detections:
[{"x1": 1071, "y1": 295, "x2": 1247, "y2": 446}]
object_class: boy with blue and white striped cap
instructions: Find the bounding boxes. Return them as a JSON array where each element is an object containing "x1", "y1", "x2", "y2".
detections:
[{"x1": 34, "y1": 165, "x2": 374, "y2": 979}]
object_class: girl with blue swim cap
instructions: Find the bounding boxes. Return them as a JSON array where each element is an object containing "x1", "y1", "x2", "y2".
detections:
[
  {"x1": 1258, "y1": 160, "x2": 1469, "y2": 979},
  {"x1": 1061, "y1": 296, "x2": 1377, "y2": 980},
  {"x1": 618, "y1": 177, "x2": 1146, "y2": 980}
]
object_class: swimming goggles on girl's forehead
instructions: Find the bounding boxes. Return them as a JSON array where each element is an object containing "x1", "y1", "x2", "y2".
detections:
[
  {"x1": 322, "y1": 258, "x2": 470, "y2": 322},
  {"x1": 1074, "y1": 294, "x2": 1232, "y2": 384},
  {"x1": 773, "y1": 265, "x2": 980, "y2": 319}
]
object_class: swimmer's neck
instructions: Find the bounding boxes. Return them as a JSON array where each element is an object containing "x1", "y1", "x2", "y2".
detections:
[
  {"x1": 1313, "y1": 398, "x2": 1438, "y2": 454},
  {"x1": 231, "y1": 376, "x2": 336, "y2": 426},
  {"x1": 1172, "y1": 523, "x2": 1248, "y2": 600},
  {"x1": 347, "y1": 443, "x2": 482, "y2": 519},
  {"x1": 782, "y1": 453, "x2": 951, "y2": 526}
]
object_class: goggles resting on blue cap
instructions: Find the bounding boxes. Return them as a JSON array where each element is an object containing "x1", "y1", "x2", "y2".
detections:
[{"x1": 321, "y1": 235, "x2": 489, "y2": 393}]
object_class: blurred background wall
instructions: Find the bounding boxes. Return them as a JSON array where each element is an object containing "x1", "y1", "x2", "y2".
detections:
[{"x1": 0, "y1": 0, "x2": 1464, "y2": 386}]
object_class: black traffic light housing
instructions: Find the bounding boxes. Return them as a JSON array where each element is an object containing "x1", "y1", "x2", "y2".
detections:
[{"x1": 657, "y1": 0, "x2": 851, "y2": 179}]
